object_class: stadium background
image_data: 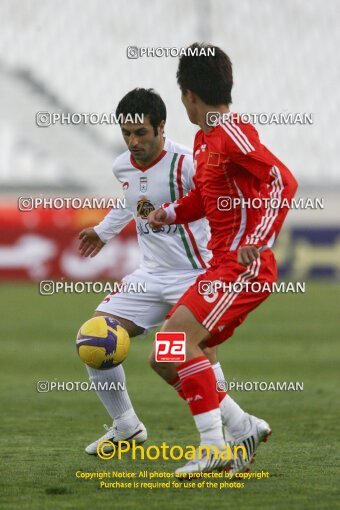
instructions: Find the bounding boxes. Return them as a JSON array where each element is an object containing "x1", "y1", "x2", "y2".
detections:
[
  {"x1": 0, "y1": 1, "x2": 339, "y2": 509},
  {"x1": 0, "y1": 0, "x2": 339, "y2": 282}
]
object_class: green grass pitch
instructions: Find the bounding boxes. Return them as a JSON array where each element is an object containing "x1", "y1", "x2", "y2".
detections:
[{"x1": 0, "y1": 282, "x2": 339, "y2": 510}]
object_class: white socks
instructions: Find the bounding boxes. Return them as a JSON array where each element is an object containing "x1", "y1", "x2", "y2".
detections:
[
  {"x1": 212, "y1": 361, "x2": 225, "y2": 384},
  {"x1": 86, "y1": 364, "x2": 140, "y2": 430},
  {"x1": 211, "y1": 362, "x2": 246, "y2": 433},
  {"x1": 219, "y1": 394, "x2": 246, "y2": 433},
  {"x1": 86, "y1": 360, "x2": 246, "y2": 437},
  {"x1": 194, "y1": 409, "x2": 225, "y2": 447}
]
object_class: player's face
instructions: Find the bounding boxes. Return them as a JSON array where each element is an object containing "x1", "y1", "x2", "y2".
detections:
[
  {"x1": 120, "y1": 116, "x2": 164, "y2": 164},
  {"x1": 181, "y1": 91, "x2": 198, "y2": 125}
]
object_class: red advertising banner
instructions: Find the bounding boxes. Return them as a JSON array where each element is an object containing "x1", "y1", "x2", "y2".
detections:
[{"x1": 0, "y1": 200, "x2": 139, "y2": 281}]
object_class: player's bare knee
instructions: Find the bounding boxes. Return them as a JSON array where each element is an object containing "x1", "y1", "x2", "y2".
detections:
[
  {"x1": 92, "y1": 311, "x2": 144, "y2": 338},
  {"x1": 203, "y1": 346, "x2": 218, "y2": 365},
  {"x1": 93, "y1": 311, "x2": 119, "y2": 319},
  {"x1": 148, "y1": 351, "x2": 161, "y2": 373},
  {"x1": 162, "y1": 306, "x2": 209, "y2": 345}
]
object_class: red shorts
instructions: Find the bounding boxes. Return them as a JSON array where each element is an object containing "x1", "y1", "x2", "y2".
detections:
[{"x1": 167, "y1": 250, "x2": 277, "y2": 347}]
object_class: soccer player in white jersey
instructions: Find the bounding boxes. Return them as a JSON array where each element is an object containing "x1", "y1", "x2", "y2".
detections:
[{"x1": 78, "y1": 88, "x2": 239, "y2": 454}]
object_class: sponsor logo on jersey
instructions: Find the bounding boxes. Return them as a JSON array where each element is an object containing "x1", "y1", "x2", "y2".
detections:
[
  {"x1": 186, "y1": 394, "x2": 203, "y2": 403},
  {"x1": 137, "y1": 196, "x2": 155, "y2": 218},
  {"x1": 140, "y1": 176, "x2": 147, "y2": 192},
  {"x1": 195, "y1": 144, "x2": 206, "y2": 156},
  {"x1": 122, "y1": 181, "x2": 129, "y2": 190}
]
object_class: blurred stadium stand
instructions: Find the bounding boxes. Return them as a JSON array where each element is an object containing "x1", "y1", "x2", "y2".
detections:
[{"x1": 0, "y1": 0, "x2": 339, "y2": 281}]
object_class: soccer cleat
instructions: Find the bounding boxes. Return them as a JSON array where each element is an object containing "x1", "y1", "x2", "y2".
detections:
[
  {"x1": 175, "y1": 447, "x2": 234, "y2": 477},
  {"x1": 223, "y1": 413, "x2": 271, "y2": 474},
  {"x1": 85, "y1": 422, "x2": 147, "y2": 455}
]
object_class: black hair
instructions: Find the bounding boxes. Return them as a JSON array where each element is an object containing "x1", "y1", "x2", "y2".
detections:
[
  {"x1": 176, "y1": 43, "x2": 233, "y2": 106},
  {"x1": 116, "y1": 88, "x2": 166, "y2": 135}
]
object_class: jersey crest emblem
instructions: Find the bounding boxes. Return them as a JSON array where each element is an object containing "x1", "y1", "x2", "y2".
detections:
[
  {"x1": 140, "y1": 176, "x2": 148, "y2": 192},
  {"x1": 137, "y1": 196, "x2": 155, "y2": 219},
  {"x1": 207, "y1": 152, "x2": 220, "y2": 166}
]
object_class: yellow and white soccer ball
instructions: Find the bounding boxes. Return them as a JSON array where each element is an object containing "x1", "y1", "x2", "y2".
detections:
[{"x1": 76, "y1": 316, "x2": 130, "y2": 369}]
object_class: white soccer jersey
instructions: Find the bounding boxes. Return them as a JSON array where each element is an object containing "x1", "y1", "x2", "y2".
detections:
[{"x1": 94, "y1": 138, "x2": 211, "y2": 273}]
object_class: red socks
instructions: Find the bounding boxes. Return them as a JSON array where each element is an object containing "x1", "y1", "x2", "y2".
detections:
[
  {"x1": 170, "y1": 358, "x2": 227, "y2": 405},
  {"x1": 169, "y1": 375, "x2": 186, "y2": 400},
  {"x1": 177, "y1": 356, "x2": 221, "y2": 415}
]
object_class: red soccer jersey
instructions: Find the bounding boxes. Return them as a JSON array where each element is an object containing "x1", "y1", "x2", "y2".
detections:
[{"x1": 165, "y1": 118, "x2": 298, "y2": 266}]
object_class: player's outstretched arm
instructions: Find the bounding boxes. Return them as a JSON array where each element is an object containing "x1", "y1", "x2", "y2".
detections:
[
  {"x1": 236, "y1": 162, "x2": 298, "y2": 265},
  {"x1": 94, "y1": 206, "x2": 134, "y2": 243},
  {"x1": 148, "y1": 184, "x2": 205, "y2": 229},
  {"x1": 147, "y1": 207, "x2": 170, "y2": 231},
  {"x1": 237, "y1": 245, "x2": 260, "y2": 266},
  {"x1": 78, "y1": 228, "x2": 105, "y2": 258},
  {"x1": 79, "y1": 207, "x2": 134, "y2": 257},
  {"x1": 242, "y1": 163, "x2": 298, "y2": 254},
  {"x1": 221, "y1": 122, "x2": 298, "y2": 264}
]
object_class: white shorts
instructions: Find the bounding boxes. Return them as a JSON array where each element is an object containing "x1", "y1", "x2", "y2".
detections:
[{"x1": 96, "y1": 268, "x2": 204, "y2": 331}]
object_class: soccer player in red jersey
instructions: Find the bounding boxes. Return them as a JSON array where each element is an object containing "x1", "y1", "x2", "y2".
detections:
[{"x1": 148, "y1": 43, "x2": 298, "y2": 475}]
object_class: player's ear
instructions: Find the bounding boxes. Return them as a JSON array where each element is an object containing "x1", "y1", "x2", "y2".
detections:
[
  {"x1": 187, "y1": 90, "x2": 196, "y2": 104},
  {"x1": 158, "y1": 120, "x2": 165, "y2": 134}
]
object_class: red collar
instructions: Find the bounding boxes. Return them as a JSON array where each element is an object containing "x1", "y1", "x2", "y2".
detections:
[{"x1": 130, "y1": 150, "x2": 167, "y2": 172}]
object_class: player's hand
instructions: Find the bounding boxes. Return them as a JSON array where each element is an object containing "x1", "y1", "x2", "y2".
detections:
[
  {"x1": 237, "y1": 245, "x2": 260, "y2": 266},
  {"x1": 78, "y1": 228, "x2": 105, "y2": 257},
  {"x1": 148, "y1": 208, "x2": 169, "y2": 231}
]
